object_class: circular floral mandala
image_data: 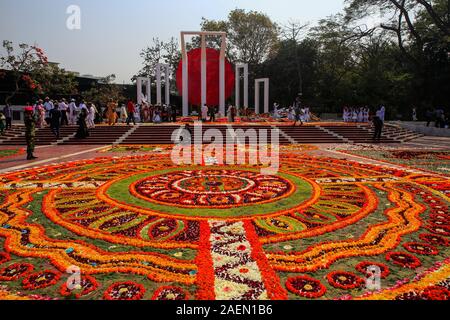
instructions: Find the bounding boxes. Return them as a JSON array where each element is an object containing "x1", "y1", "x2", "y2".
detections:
[
  {"x1": 0, "y1": 152, "x2": 448, "y2": 300},
  {"x1": 22, "y1": 270, "x2": 61, "y2": 290},
  {"x1": 386, "y1": 252, "x2": 422, "y2": 269},
  {"x1": 0, "y1": 263, "x2": 34, "y2": 281},
  {"x1": 151, "y1": 286, "x2": 189, "y2": 300},
  {"x1": 327, "y1": 271, "x2": 365, "y2": 290},
  {"x1": 132, "y1": 170, "x2": 294, "y2": 208},
  {"x1": 285, "y1": 275, "x2": 327, "y2": 298},
  {"x1": 103, "y1": 282, "x2": 145, "y2": 300}
]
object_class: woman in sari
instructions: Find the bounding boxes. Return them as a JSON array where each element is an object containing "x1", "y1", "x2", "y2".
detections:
[{"x1": 75, "y1": 108, "x2": 90, "y2": 139}]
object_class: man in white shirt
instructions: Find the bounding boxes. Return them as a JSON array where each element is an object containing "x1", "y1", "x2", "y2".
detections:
[
  {"x1": 43, "y1": 97, "x2": 54, "y2": 125},
  {"x1": 79, "y1": 100, "x2": 88, "y2": 112},
  {"x1": 68, "y1": 99, "x2": 78, "y2": 125},
  {"x1": 58, "y1": 99, "x2": 69, "y2": 126}
]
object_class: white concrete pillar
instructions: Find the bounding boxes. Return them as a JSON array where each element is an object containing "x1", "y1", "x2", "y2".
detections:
[
  {"x1": 137, "y1": 77, "x2": 151, "y2": 105},
  {"x1": 156, "y1": 63, "x2": 170, "y2": 106},
  {"x1": 156, "y1": 66, "x2": 162, "y2": 105},
  {"x1": 235, "y1": 63, "x2": 248, "y2": 109}
]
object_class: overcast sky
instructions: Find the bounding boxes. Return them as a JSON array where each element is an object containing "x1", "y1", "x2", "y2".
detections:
[{"x1": 0, "y1": 0, "x2": 345, "y2": 83}]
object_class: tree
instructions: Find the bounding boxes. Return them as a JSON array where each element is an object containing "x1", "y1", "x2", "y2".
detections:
[
  {"x1": 280, "y1": 21, "x2": 310, "y2": 94},
  {"x1": 33, "y1": 63, "x2": 78, "y2": 98},
  {"x1": 0, "y1": 40, "x2": 48, "y2": 104},
  {"x1": 198, "y1": 9, "x2": 280, "y2": 66},
  {"x1": 135, "y1": 37, "x2": 180, "y2": 92},
  {"x1": 83, "y1": 74, "x2": 125, "y2": 107}
]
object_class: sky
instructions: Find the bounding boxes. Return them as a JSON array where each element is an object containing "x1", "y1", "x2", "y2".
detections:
[{"x1": 0, "y1": 0, "x2": 345, "y2": 83}]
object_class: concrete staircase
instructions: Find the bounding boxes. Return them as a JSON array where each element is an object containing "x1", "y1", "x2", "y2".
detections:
[
  {"x1": 1, "y1": 126, "x2": 78, "y2": 146},
  {"x1": 277, "y1": 126, "x2": 345, "y2": 144},
  {"x1": 62, "y1": 126, "x2": 130, "y2": 145},
  {"x1": 321, "y1": 125, "x2": 398, "y2": 143}
]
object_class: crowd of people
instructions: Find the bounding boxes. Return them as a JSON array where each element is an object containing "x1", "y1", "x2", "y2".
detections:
[
  {"x1": 342, "y1": 107, "x2": 372, "y2": 123},
  {"x1": 106, "y1": 101, "x2": 178, "y2": 126},
  {"x1": 425, "y1": 107, "x2": 449, "y2": 128}
]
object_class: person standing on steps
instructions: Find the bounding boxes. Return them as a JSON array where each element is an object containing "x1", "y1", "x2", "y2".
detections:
[
  {"x1": 75, "y1": 108, "x2": 90, "y2": 139},
  {"x1": 372, "y1": 111, "x2": 384, "y2": 143},
  {"x1": 292, "y1": 96, "x2": 303, "y2": 127},
  {"x1": 0, "y1": 112, "x2": 5, "y2": 136},
  {"x1": 49, "y1": 104, "x2": 62, "y2": 139},
  {"x1": 24, "y1": 106, "x2": 37, "y2": 160},
  {"x1": 126, "y1": 99, "x2": 136, "y2": 125},
  {"x1": 59, "y1": 99, "x2": 69, "y2": 126},
  {"x1": 3, "y1": 103, "x2": 12, "y2": 130}
]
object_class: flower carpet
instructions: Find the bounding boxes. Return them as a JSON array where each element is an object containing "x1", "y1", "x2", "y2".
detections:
[
  {"x1": 0, "y1": 149, "x2": 24, "y2": 160},
  {"x1": 335, "y1": 147, "x2": 450, "y2": 176},
  {"x1": 0, "y1": 148, "x2": 449, "y2": 300}
]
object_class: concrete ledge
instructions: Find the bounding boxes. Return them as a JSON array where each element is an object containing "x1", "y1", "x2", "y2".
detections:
[{"x1": 395, "y1": 121, "x2": 450, "y2": 137}]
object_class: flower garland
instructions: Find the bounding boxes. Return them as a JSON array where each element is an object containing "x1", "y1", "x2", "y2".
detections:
[
  {"x1": 403, "y1": 242, "x2": 439, "y2": 256},
  {"x1": 355, "y1": 261, "x2": 390, "y2": 279},
  {"x1": 151, "y1": 286, "x2": 189, "y2": 300},
  {"x1": 0, "y1": 263, "x2": 34, "y2": 281},
  {"x1": 419, "y1": 234, "x2": 449, "y2": 247},
  {"x1": 386, "y1": 252, "x2": 422, "y2": 269},
  {"x1": 422, "y1": 286, "x2": 450, "y2": 300},
  {"x1": 103, "y1": 282, "x2": 146, "y2": 300},
  {"x1": 59, "y1": 275, "x2": 99, "y2": 299},
  {"x1": 326, "y1": 271, "x2": 365, "y2": 290},
  {"x1": 285, "y1": 275, "x2": 326, "y2": 298},
  {"x1": 22, "y1": 270, "x2": 61, "y2": 290},
  {"x1": 0, "y1": 252, "x2": 10, "y2": 265}
]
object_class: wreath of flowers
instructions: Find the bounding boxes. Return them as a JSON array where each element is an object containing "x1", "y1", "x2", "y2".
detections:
[
  {"x1": 395, "y1": 291, "x2": 427, "y2": 300},
  {"x1": 429, "y1": 213, "x2": 450, "y2": 227},
  {"x1": 151, "y1": 286, "x2": 189, "y2": 300},
  {"x1": 326, "y1": 271, "x2": 365, "y2": 290},
  {"x1": 285, "y1": 275, "x2": 327, "y2": 298},
  {"x1": 425, "y1": 224, "x2": 450, "y2": 237},
  {"x1": 103, "y1": 281, "x2": 146, "y2": 300},
  {"x1": 0, "y1": 252, "x2": 10, "y2": 265},
  {"x1": 22, "y1": 270, "x2": 61, "y2": 290},
  {"x1": 403, "y1": 242, "x2": 439, "y2": 256},
  {"x1": 419, "y1": 234, "x2": 449, "y2": 247},
  {"x1": 355, "y1": 261, "x2": 390, "y2": 279},
  {"x1": 422, "y1": 286, "x2": 450, "y2": 300},
  {"x1": 0, "y1": 263, "x2": 34, "y2": 281},
  {"x1": 386, "y1": 252, "x2": 422, "y2": 269},
  {"x1": 59, "y1": 275, "x2": 99, "y2": 299}
]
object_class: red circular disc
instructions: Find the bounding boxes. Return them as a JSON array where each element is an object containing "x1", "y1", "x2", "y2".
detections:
[{"x1": 176, "y1": 48, "x2": 235, "y2": 106}]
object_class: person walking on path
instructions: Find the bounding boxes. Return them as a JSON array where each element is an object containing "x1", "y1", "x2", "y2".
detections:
[
  {"x1": 49, "y1": 104, "x2": 62, "y2": 139},
  {"x1": 3, "y1": 104, "x2": 12, "y2": 130},
  {"x1": 24, "y1": 106, "x2": 37, "y2": 160},
  {"x1": 126, "y1": 100, "x2": 136, "y2": 125}
]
